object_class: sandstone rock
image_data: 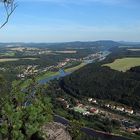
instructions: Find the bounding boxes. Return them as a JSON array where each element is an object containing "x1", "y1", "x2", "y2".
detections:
[{"x1": 42, "y1": 122, "x2": 72, "y2": 140}]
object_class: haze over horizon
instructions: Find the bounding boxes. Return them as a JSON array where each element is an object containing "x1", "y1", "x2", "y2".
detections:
[{"x1": 0, "y1": 0, "x2": 140, "y2": 42}]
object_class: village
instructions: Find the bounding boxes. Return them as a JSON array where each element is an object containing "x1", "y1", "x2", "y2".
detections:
[
  {"x1": 16, "y1": 51, "x2": 106, "y2": 79},
  {"x1": 56, "y1": 96, "x2": 140, "y2": 134}
]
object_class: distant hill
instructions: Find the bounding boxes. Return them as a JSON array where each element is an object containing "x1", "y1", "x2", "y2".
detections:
[
  {"x1": 0, "y1": 40, "x2": 121, "y2": 50},
  {"x1": 118, "y1": 41, "x2": 140, "y2": 45}
]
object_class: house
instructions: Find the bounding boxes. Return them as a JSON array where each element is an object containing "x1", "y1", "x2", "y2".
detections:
[
  {"x1": 110, "y1": 105, "x2": 116, "y2": 109},
  {"x1": 116, "y1": 106, "x2": 125, "y2": 112},
  {"x1": 88, "y1": 98, "x2": 93, "y2": 102},
  {"x1": 56, "y1": 98, "x2": 65, "y2": 102},
  {"x1": 56, "y1": 98, "x2": 69, "y2": 109},
  {"x1": 63, "y1": 101, "x2": 69, "y2": 109},
  {"x1": 92, "y1": 100, "x2": 97, "y2": 103},
  {"x1": 126, "y1": 126, "x2": 138, "y2": 132},
  {"x1": 105, "y1": 104, "x2": 110, "y2": 108},
  {"x1": 65, "y1": 58, "x2": 70, "y2": 62},
  {"x1": 17, "y1": 74, "x2": 25, "y2": 78},
  {"x1": 89, "y1": 108, "x2": 99, "y2": 114},
  {"x1": 125, "y1": 108, "x2": 134, "y2": 114},
  {"x1": 92, "y1": 99, "x2": 97, "y2": 104},
  {"x1": 83, "y1": 111, "x2": 90, "y2": 116},
  {"x1": 77, "y1": 103, "x2": 84, "y2": 108}
]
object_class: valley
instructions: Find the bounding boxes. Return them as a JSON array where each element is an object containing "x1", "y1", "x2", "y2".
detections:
[{"x1": 0, "y1": 41, "x2": 140, "y2": 140}]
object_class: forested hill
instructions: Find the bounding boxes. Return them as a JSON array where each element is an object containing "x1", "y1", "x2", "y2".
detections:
[
  {"x1": 59, "y1": 48, "x2": 140, "y2": 110},
  {"x1": 60, "y1": 63, "x2": 140, "y2": 109}
]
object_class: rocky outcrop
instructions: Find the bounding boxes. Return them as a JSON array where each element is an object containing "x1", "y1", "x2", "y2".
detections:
[{"x1": 42, "y1": 122, "x2": 72, "y2": 140}]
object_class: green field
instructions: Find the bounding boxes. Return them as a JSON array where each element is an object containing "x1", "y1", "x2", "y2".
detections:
[
  {"x1": 73, "y1": 107, "x2": 87, "y2": 113},
  {"x1": 0, "y1": 52, "x2": 15, "y2": 56},
  {"x1": 0, "y1": 58, "x2": 38, "y2": 62},
  {"x1": 0, "y1": 58, "x2": 19, "y2": 62},
  {"x1": 127, "y1": 49, "x2": 140, "y2": 51},
  {"x1": 36, "y1": 71, "x2": 58, "y2": 81},
  {"x1": 103, "y1": 57, "x2": 140, "y2": 72},
  {"x1": 65, "y1": 63, "x2": 86, "y2": 72}
]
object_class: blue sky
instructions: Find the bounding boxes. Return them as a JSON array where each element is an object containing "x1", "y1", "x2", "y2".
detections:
[{"x1": 0, "y1": 0, "x2": 140, "y2": 42}]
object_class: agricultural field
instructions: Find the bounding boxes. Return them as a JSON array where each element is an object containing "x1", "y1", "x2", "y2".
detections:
[
  {"x1": 0, "y1": 52, "x2": 15, "y2": 56},
  {"x1": 127, "y1": 48, "x2": 140, "y2": 51},
  {"x1": 103, "y1": 57, "x2": 140, "y2": 72},
  {"x1": 0, "y1": 58, "x2": 20, "y2": 62},
  {"x1": 65, "y1": 63, "x2": 86, "y2": 72},
  {"x1": 0, "y1": 58, "x2": 38, "y2": 62}
]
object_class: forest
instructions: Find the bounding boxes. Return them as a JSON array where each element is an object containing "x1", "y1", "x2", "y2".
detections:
[{"x1": 59, "y1": 48, "x2": 140, "y2": 110}]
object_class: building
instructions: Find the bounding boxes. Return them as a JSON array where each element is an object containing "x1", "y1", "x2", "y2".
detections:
[
  {"x1": 105, "y1": 104, "x2": 110, "y2": 108},
  {"x1": 83, "y1": 111, "x2": 90, "y2": 116},
  {"x1": 126, "y1": 126, "x2": 138, "y2": 132},
  {"x1": 88, "y1": 98, "x2": 97, "y2": 104},
  {"x1": 89, "y1": 108, "x2": 99, "y2": 114},
  {"x1": 110, "y1": 105, "x2": 116, "y2": 109},
  {"x1": 77, "y1": 103, "x2": 84, "y2": 108},
  {"x1": 88, "y1": 98, "x2": 93, "y2": 102},
  {"x1": 116, "y1": 106, "x2": 125, "y2": 112},
  {"x1": 125, "y1": 108, "x2": 134, "y2": 114}
]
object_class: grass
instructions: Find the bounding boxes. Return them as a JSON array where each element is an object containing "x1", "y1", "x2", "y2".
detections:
[
  {"x1": 19, "y1": 79, "x2": 32, "y2": 89},
  {"x1": 0, "y1": 58, "x2": 38, "y2": 62},
  {"x1": 36, "y1": 71, "x2": 59, "y2": 81},
  {"x1": 0, "y1": 52, "x2": 15, "y2": 57},
  {"x1": 128, "y1": 49, "x2": 140, "y2": 51},
  {"x1": 22, "y1": 58, "x2": 38, "y2": 60},
  {"x1": 73, "y1": 107, "x2": 87, "y2": 113},
  {"x1": 12, "y1": 80, "x2": 21, "y2": 87},
  {"x1": 113, "y1": 129, "x2": 140, "y2": 140},
  {"x1": 65, "y1": 63, "x2": 86, "y2": 72},
  {"x1": 0, "y1": 58, "x2": 20, "y2": 62},
  {"x1": 103, "y1": 57, "x2": 140, "y2": 72}
]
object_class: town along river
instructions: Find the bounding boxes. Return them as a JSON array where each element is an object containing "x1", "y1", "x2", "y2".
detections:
[{"x1": 38, "y1": 51, "x2": 110, "y2": 84}]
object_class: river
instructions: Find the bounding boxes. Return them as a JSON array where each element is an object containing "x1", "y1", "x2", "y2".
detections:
[
  {"x1": 38, "y1": 51, "x2": 110, "y2": 84},
  {"x1": 38, "y1": 69, "x2": 71, "y2": 84}
]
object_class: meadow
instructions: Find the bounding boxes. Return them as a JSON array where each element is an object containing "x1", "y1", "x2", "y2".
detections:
[
  {"x1": 103, "y1": 57, "x2": 140, "y2": 72},
  {"x1": 0, "y1": 58, "x2": 38, "y2": 62},
  {"x1": 127, "y1": 49, "x2": 140, "y2": 51}
]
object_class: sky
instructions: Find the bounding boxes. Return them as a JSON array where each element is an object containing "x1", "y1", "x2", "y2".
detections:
[{"x1": 0, "y1": 0, "x2": 140, "y2": 42}]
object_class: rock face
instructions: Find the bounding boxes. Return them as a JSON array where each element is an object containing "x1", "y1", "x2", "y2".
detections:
[{"x1": 42, "y1": 122, "x2": 72, "y2": 140}]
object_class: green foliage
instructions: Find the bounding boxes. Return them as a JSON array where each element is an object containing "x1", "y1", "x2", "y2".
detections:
[
  {"x1": 0, "y1": 79, "x2": 52, "y2": 140},
  {"x1": 0, "y1": 74, "x2": 7, "y2": 95},
  {"x1": 67, "y1": 119, "x2": 85, "y2": 139},
  {"x1": 60, "y1": 62, "x2": 140, "y2": 109}
]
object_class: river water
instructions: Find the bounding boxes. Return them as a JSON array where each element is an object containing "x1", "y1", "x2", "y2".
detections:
[
  {"x1": 38, "y1": 69, "x2": 71, "y2": 84},
  {"x1": 38, "y1": 51, "x2": 110, "y2": 85}
]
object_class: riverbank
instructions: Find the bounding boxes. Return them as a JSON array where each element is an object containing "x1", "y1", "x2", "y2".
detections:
[{"x1": 12, "y1": 62, "x2": 86, "y2": 89}]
